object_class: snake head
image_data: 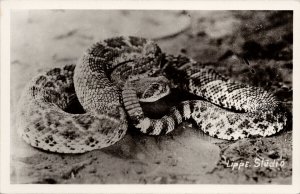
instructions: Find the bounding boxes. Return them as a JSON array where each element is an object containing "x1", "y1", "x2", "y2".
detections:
[
  {"x1": 126, "y1": 76, "x2": 171, "y2": 102},
  {"x1": 140, "y1": 80, "x2": 170, "y2": 102}
]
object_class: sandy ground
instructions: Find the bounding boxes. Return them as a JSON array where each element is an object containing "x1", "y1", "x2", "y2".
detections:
[{"x1": 10, "y1": 10, "x2": 292, "y2": 184}]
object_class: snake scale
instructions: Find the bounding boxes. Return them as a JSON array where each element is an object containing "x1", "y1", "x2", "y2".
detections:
[{"x1": 17, "y1": 36, "x2": 288, "y2": 153}]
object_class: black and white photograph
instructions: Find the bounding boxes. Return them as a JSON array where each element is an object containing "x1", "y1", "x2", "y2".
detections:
[{"x1": 1, "y1": 0, "x2": 300, "y2": 193}]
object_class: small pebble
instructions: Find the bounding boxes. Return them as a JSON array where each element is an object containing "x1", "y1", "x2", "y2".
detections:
[
  {"x1": 88, "y1": 168, "x2": 97, "y2": 173},
  {"x1": 136, "y1": 152, "x2": 146, "y2": 160}
]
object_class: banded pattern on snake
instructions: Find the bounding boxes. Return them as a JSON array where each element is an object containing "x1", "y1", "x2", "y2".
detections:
[{"x1": 17, "y1": 36, "x2": 288, "y2": 153}]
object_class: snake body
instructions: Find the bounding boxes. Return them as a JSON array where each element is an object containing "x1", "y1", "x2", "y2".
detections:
[
  {"x1": 17, "y1": 36, "x2": 288, "y2": 153},
  {"x1": 123, "y1": 55, "x2": 287, "y2": 139}
]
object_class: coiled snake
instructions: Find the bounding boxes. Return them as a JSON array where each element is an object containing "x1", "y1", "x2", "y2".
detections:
[{"x1": 17, "y1": 36, "x2": 288, "y2": 153}]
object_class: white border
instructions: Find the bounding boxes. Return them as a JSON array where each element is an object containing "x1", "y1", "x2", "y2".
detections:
[{"x1": 1, "y1": 0, "x2": 300, "y2": 193}]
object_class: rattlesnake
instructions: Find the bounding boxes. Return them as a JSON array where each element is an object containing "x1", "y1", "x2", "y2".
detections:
[{"x1": 17, "y1": 36, "x2": 288, "y2": 153}]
